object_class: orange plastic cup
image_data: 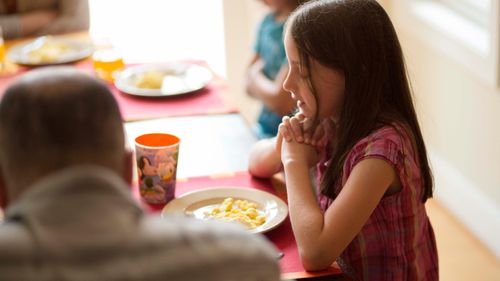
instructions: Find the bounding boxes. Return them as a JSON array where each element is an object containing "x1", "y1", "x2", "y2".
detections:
[{"x1": 135, "y1": 133, "x2": 180, "y2": 205}]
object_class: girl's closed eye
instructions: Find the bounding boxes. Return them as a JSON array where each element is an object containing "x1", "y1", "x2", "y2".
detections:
[{"x1": 298, "y1": 64, "x2": 309, "y2": 79}]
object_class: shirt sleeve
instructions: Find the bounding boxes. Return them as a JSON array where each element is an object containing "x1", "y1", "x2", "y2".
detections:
[
  {"x1": 349, "y1": 128, "x2": 404, "y2": 173},
  {"x1": 253, "y1": 14, "x2": 270, "y2": 55},
  {"x1": 360, "y1": 138, "x2": 401, "y2": 168}
]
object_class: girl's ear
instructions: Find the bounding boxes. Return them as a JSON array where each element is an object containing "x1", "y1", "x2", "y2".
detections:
[
  {"x1": 123, "y1": 149, "x2": 133, "y2": 186},
  {"x1": 0, "y1": 167, "x2": 9, "y2": 209}
]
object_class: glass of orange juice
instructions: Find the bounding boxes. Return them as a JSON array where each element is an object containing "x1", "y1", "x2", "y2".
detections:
[
  {"x1": 0, "y1": 27, "x2": 6, "y2": 72},
  {"x1": 92, "y1": 48, "x2": 124, "y2": 82},
  {"x1": 92, "y1": 35, "x2": 125, "y2": 82}
]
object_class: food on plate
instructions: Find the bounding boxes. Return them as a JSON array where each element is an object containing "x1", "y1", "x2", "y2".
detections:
[
  {"x1": 26, "y1": 36, "x2": 70, "y2": 63},
  {"x1": 134, "y1": 71, "x2": 167, "y2": 89},
  {"x1": 204, "y1": 197, "x2": 266, "y2": 229}
]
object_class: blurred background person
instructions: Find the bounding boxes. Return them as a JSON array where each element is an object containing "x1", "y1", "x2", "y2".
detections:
[
  {"x1": 0, "y1": 0, "x2": 89, "y2": 39},
  {"x1": 246, "y1": 0, "x2": 307, "y2": 139}
]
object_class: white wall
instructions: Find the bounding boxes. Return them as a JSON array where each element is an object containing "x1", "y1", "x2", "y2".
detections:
[
  {"x1": 222, "y1": 0, "x2": 268, "y2": 123},
  {"x1": 386, "y1": 0, "x2": 500, "y2": 257}
]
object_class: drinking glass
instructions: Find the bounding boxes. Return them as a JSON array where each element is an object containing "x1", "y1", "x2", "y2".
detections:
[
  {"x1": 0, "y1": 27, "x2": 6, "y2": 72},
  {"x1": 92, "y1": 37, "x2": 124, "y2": 82}
]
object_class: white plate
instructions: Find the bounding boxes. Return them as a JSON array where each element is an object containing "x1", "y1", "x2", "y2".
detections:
[
  {"x1": 7, "y1": 36, "x2": 93, "y2": 65},
  {"x1": 161, "y1": 187, "x2": 288, "y2": 234},
  {"x1": 115, "y1": 63, "x2": 213, "y2": 97}
]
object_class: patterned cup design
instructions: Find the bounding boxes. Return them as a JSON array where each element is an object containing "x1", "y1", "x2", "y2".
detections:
[{"x1": 135, "y1": 133, "x2": 180, "y2": 204}]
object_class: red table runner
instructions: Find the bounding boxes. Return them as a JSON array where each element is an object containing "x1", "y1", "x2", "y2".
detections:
[
  {"x1": 0, "y1": 61, "x2": 238, "y2": 121},
  {"x1": 133, "y1": 171, "x2": 342, "y2": 280}
]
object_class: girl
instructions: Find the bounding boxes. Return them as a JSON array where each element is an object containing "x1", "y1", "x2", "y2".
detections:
[
  {"x1": 246, "y1": 0, "x2": 307, "y2": 139},
  {"x1": 248, "y1": 0, "x2": 439, "y2": 280}
]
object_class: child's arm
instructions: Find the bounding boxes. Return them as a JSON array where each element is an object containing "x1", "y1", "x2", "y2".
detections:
[
  {"x1": 248, "y1": 113, "x2": 326, "y2": 179},
  {"x1": 284, "y1": 155, "x2": 395, "y2": 270},
  {"x1": 246, "y1": 60, "x2": 295, "y2": 116},
  {"x1": 279, "y1": 120, "x2": 395, "y2": 271},
  {"x1": 248, "y1": 136, "x2": 283, "y2": 178}
]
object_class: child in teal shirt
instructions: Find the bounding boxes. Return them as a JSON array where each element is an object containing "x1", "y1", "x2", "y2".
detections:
[{"x1": 246, "y1": 0, "x2": 306, "y2": 139}]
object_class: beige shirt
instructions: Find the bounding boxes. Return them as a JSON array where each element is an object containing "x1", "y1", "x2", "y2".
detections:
[
  {"x1": 0, "y1": 0, "x2": 89, "y2": 39},
  {"x1": 0, "y1": 166, "x2": 281, "y2": 281}
]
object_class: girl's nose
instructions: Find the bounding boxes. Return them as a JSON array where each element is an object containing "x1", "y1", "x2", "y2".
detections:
[
  {"x1": 283, "y1": 82, "x2": 297, "y2": 101},
  {"x1": 283, "y1": 73, "x2": 293, "y2": 94}
]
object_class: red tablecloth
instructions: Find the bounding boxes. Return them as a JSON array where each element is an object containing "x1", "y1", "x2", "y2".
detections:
[
  {"x1": 133, "y1": 171, "x2": 342, "y2": 280},
  {"x1": 0, "y1": 61, "x2": 238, "y2": 121}
]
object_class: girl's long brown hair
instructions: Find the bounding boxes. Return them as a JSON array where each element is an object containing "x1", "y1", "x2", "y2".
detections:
[{"x1": 288, "y1": 0, "x2": 433, "y2": 202}]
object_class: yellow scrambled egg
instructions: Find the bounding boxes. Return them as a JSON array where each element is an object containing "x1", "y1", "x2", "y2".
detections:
[
  {"x1": 27, "y1": 37, "x2": 69, "y2": 63},
  {"x1": 134, "y1": 71, "x2": 166, "y2": 89},
  {"x1": 204, "y1": 197, "x2": 266, "y2": 229}
]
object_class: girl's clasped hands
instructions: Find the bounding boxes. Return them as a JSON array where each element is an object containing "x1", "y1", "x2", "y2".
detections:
[{"x1": 277, "y1": 112, "x2": 335, "y2": 168}]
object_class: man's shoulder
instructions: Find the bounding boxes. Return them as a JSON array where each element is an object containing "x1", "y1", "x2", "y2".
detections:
[
  {"x1": 0, "y1": 221, "x2": 35, "y2": 261},
  {"x1": 0, "y1": 214, "x2": 281, "y2": 280},
  {"x1": 134, "y1": 215, "x2": 282, "y2": 280},
  {"x1": 140, "y1": 214, "x2": 276, "y2": 253}
]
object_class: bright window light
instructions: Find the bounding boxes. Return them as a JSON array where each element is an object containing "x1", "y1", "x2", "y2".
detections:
[
  {"x1": 438, "y1": 0, "x2": 492, "y2": 28},
  {"x1": 88, "y1": 0, "x2": 226, "y2": 76}
]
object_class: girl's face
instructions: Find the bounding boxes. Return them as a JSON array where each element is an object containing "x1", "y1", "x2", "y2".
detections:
[{"x1": 283, "y1": 32, "x2": 345, "y2": 122}]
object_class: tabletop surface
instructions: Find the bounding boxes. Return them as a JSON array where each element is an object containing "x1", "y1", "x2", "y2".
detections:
[
  {"x1": 125, "y1": 113, "x2": 257, "y2": 179},
  {"x1": 0, "y1": 34, "x2": 344, "y2": 280}
]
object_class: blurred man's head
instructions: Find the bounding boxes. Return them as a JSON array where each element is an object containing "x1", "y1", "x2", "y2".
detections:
[{"x1": 0, "y1": 67, "x2": 126, "y2": 206}]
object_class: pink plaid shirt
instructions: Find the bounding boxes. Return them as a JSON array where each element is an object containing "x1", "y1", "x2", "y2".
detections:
[{"x1": 317, "y1": 124, "x2": 438, "y2": 280}]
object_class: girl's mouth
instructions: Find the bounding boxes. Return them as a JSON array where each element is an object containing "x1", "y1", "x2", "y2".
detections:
[
  {"x1": 295, "y1": 99, "x2": 307, "y2": 116},
  {"x1": 291, "y1": 93, "x2": 305, "y2": 108}
]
